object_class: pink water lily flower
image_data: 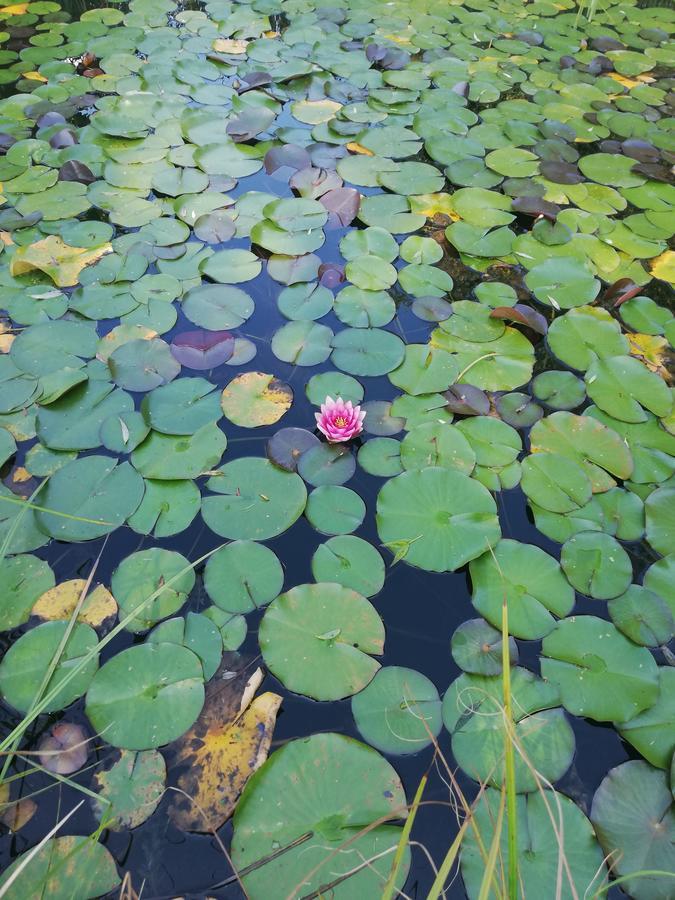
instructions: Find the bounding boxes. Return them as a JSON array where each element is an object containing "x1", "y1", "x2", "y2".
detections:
[{"x1": 315, "y1": 396, "x2": 365, "y2": 443}]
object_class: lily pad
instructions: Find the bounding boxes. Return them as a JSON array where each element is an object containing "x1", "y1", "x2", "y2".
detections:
[
  {"x1": 221, "y1": 372, "x2": 292, "y2": 428},
  {"x1": 259, "y1": 583, "x2": 384, "y2": 701},
  {"x1": 35, "y1": 455, "x2": 143, "y2": 541},
  {"x1": 470, "y1": 539, "x2": 575, "y2": 640},
  {"x1": 305, "y1": 485, "x2": 365, "y2": 535},
  {"x1": 541, "y1": 616, "x2": 659, "y2": 722},
  {"x1": 591, "y1": 760, "x2": 675, "y2": 900},
  {"x1": 232, "y1": 733, "x2": 409, "y2": 898},
  {"x1": 311, "y1": 535, "x2": 385, "y2": 598},
  {"x1": 352, "y1": 666, "x2": 442, "y2": 755},
  {"x1": 204, "y1": 541, "x2": 283, "y2": 614},
  {"x1": 376, "y1": 468, "x2": 501, "y2": 573},
  {"x1": 462, "y1": 790, "x2": 606, "y2": 900},
  {"x1": 86, "y1": 642, "x2": 205, "y2": 750},
  {"x1": 560, "y1": 532, "x2": 632, "y2": 600},
  {"x1": 91, "y1": 749, "x2": 166, "y2": 831},
  {"x1": 0, "y1": 837, "x2": 120, "y2": 900},
  {"x1": 202, "y1": 457, "x2": 306, "y2": 540},
  {"x1": 443, "y1": 667, "x2": 574, "y2": 792},
  {"x1": 450, "y1": 618, "x2": 518, "y2": 676},
  {"x1": 0, "y1": 620, "x2": 98, "y2": 714}
]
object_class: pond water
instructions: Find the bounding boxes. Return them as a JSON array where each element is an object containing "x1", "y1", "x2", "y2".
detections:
[{"x1": 0, "y1": 0, "x2": 673, "y2": 896}]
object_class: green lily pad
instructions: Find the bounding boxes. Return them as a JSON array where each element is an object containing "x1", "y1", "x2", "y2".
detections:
[
  {"x1": 305, "y1": 485, "x2": 365, "y2": 535},
  {"x1": 10, "y1": 319, "x2": 96, "y2": 376},
  {"x1": 521, "y1": 452, "x2": 593, "y2": 513},
  {"x1": 35, "y1": 455, "x2": 143, "y2": 541},
  {"x1": 525, "y1": 257, "x2": 600, "y2": 309},
  {"x1": 560, "y1": 532, "x2": 632, "y2": 600},
  {"x1": 645, "y1": 485, "x2": 675, "y2": 556},
  {"x1": 91, "y1": 748, "x2": 166, "y2": 831},
  {"x1": 204, "y1": 540, "x2": 283, "y2": 614},
  {"x1": 127, "y1": 479, "x2": 200, "y2": 538},
  {"x1": 331, "y1": 327, "x2": 405, "y2": 377},
  {"x1": 200, "y1": 249, "x2": 261, "y2": 284},
  {"x1": 271, "y1": 321, "x2": 333, "y2": 366},
  {"x1": 0, "y1": 553, "x2": 54, "y2": 632},
  {"x1": 0, "y1": 837, "x2": 120, "y2": 900},
  {"x1": 345, "y1": 255, "x2": 397, "y2": 291},
  {"x1": 541, "y1": 616, "x2": 659, "y2": 723},
  {"x1": 470, "y1": 539, "x2": 575, "y2": 640},
  {"x1": 232, "y1": 733, "x2": 409, "y2": 898},
  {"x1": 259, "y1": 582, "x2": 384, "y2": 701},
  {"x1": 443, "y1": 667, "x2": 574, "y2": 792},
  {"x1": 389, "y1": 345, "x2": 459, "y2": 396},
  {"x1": 450, "y1": 618, "x2": 518, "y2": 676},
  {"x1": 202, "y1": 457, "x2": 306, "y2": 540},
  {"x1": 529, "y1": 412, "x2": 633, "y2": 492},
  {"x1": 400, "y1": 422, "x2": 476, "y2": 474},
  {"x1": 333, "y1": 286, "x2": 396, "y2": 328},
  {"x1": 182, "y1": 284, "x2": 254, "y2": 330},
  {"x1": 306, "y1": 372, "x2": 363, "y2": 407},
  {"x1": 131, "y1": 423, "x2": 226, "y2": 480},
  {"x1": 531, "y1": 370, "x2": 586, "y2": 410},
  {"x1": 591, "y1": 760, "x2": 675, "y2": 900},
  {"x1": 618, "y1": 668, "x2": 675, "y2": 769},
  {"x1": 358, "y1": 437, "x2": 403, "y2": 477},
  {"x1": 376, "y1": 467, "x2": 501, "y2": 573},
  {"x1": 352, "y1": 666, "x2": 442, "y2": 755},
  {"x1": 0, "y1": 620, "x2": 98, "y2": 714},
  {"x1": 148, "y1": 612, "x2": 222, "y2": 681},
  {"x1": 548, "y1": 306, "x2": 629, "y2": 371},
  {"x1": 86, "y1": 642, "x2": 204, "y2": 750},
  {"x1": 112, "y1": 547, "x2": 195, "y2": 633},
  {"x1": 311, "y1": 535, "x2": 385, "y2": 598},
  {"x1": 608, "y1": 585, "x2": 674, "y2": 648},
  {"x1": 462, "y1": 790, "x2": 606, "y2": 900},
  {"x1": 142, "y1": 378, "x2": 220, "y2": 435},
  {"x1": 585, "y1": 354, "x2": 672, "y2": 424}
]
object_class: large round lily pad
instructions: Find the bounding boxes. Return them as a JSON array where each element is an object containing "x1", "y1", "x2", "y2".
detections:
[
  {"x1": 0, "y1": 620, "x2": 98, "y2": 714},
  {"x1": 376, "y1": 468, "x2": 501, "y2": 572},
  {"x1": 541, "y1": 616, "x2": 659, "y2": 723},
  {"x1": 591, "y1": 760, "x2": 675, "y2": 900},
  {"x1": 442, "y1": 667, "x2": 575, "y2": 792},
  {"x1": 352, "y1": 666, "x2": 442, "y2": 755},
  {"x1": 202, "y1": 457, "x2": 306, "y2": 540},
  {"x1": 35, "y1": 455, "x2": 144, "y2": 542},
  {"x1": 470, "y1": 539, "x2": 574, "y2": 640},
  {"x1": 86, "y1": 643, "x2": 205, "y2": 750},
  {"x1": 259, "y1": 583, "x2": 384, "y2": 701},
  {"x1": 111, "y1": 548, "x2": 195, "y2": 633},
  {"x1": 560, "y1": 532, "x2": 632, "y2": 600},
  {"x1": 232, "y1": 733, "x2": 409, "y2": 899},
  {"x1": 204, "y1": 541, "x2": 283, "y2": 613},
  {"x1": 462, "y1": 789, "x2": 606, "y2": 900},
  {"x1": 0, "y1": 836, "x2": 120, "y2": 900}
]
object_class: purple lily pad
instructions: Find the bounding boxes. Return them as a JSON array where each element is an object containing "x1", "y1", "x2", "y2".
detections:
[
  {"x1": 318, "y1": 263, "x2": 345, "y2": 288},
  {"x1": 170, "y1": 330, "x2": 235, "y2": 369},
  {"x1": 320, "y1": 187, "x2": 360, "y2": 228},
  {"x1": 267, "y1": 427, "x2": 321, "y2": 472},
  {"x1": 264, "y1": 144, "x2": 312, "y2": 180},
  {"x1": 444, "y1": 384, "x2": 490, "y2": 416},
  {"x1": 38, "y1": 723, "x2": 88, "y2": 775},
  {"x1": 490, "y1": 304, "x2": 548, "y2": 335},
  {"x1": 58, "y1": 160, "x2": 96, "y2": 184},
  {"x1": 290, "y1": 166, "x2": 343, "y2": 199}
]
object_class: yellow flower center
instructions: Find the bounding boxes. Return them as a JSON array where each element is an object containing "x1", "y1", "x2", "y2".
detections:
[{"x1": 334, "y1": 416, "x2": 348, "y2": 427}]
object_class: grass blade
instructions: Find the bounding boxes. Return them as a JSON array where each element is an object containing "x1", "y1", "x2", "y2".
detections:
[{"x1": 381, "y1": 771, "x2": 427, "y2": 900}]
